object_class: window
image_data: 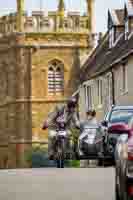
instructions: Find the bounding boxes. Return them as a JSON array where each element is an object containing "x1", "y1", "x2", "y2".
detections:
[
  {"x1": 122, "y1": 64, "x2": 128, "y2": 93},
  {"x1": 125, "y1": 20, "x2": 129, "y2": 40},
  {"x1": 48, "y1": 60, "x2": 64, "y2": 95},
  {"x1": 85, "y1": 85, "x2": 93, "y2": 109},
  {"x1": 109, "y1": 27, "x2": 114, "y2": 48},
  {"x1": 106, "y1": 75, "x2": 112, "y2": 107},
  {"x1": 97, "y1": 79, "x2": 103, "y2": 106},
  {"x1": 110, "y1": 110, "x2": 133, "y2": 124}
]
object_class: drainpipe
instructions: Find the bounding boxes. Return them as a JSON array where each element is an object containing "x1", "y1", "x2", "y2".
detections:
[{"x1": 111, "y1": 69, "x2": 115, "y2": 105}]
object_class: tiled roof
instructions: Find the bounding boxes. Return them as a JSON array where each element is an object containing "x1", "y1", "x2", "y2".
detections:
[{"x1": 81, "y1": 32, "x2": 133, "y2": 82}]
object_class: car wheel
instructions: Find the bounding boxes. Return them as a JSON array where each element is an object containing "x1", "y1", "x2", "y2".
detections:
[
  {"x1": 115, "y1": 185, "x2": 120, "y2": 200},
  {"x1": 115, "y1": 171, "x2": 121, "y2": 200},
  {"x1": 98, "y1": 159, "x2": 103, "y2": 167}
]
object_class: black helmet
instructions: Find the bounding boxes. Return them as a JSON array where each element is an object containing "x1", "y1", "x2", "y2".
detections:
[
  {"x1": 86, "y1": 109, "x2": 96, "y2": 117},
  {"x1": 67, "y1": 97, "x2": 77, "y2": 108}
]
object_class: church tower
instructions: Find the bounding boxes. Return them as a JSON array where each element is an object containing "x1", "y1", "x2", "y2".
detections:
[
  {"x1": 17, "y1": 0, "x2": 24, "y2": 32},
  {"x1": 14, "y1": 0, "x2": 96, "y2": 141}
]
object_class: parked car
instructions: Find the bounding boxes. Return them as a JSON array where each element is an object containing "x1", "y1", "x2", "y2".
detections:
[
  {"x1": 101, "y1": 105, "x2": 133, "y2": 129},
  {"x1": 101, "y1": 106, "x2": 133, "y2": 164},
  {"x1": 115, "y1": 118, "x2": 133, "y2": 200}
]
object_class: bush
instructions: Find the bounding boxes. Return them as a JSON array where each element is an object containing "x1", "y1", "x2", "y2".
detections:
[
  {"x1": 24, "y1": 145, "x2": 56, "y2": 168},
  {"x1": 24, "y1": 127, "x2": 80, "y2": 168}
]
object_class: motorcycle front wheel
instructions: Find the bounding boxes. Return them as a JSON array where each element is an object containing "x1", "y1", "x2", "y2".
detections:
[{"x1": 56, "y1": 137, "x2": 66, "y2": 168}]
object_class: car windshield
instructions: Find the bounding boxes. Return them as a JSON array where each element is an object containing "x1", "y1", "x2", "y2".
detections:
[{"x1": 110, "y1": 110, "x2": 133, "y2": 124}]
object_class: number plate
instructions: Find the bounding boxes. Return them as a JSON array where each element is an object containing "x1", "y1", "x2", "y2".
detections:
[{"x1": 58, "y1": 131, "x2": 66, "y2": 136}]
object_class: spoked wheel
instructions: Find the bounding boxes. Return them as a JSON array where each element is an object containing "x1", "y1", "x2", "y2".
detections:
[
  {"x1": 56, "y1": 151, "x2": 64, "y2": 168},
  {"x1": 56, "y1": 137, "x2": 66, "y2": 168}
]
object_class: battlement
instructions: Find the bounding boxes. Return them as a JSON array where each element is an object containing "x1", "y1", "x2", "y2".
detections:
[{"x1": 0, "y1": 10, "x2": 89, "y2": 35}]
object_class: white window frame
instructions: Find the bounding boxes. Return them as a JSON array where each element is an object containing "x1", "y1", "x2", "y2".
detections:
[
  {"x1": 106, "y1": 74, "x2": 112, "y2": 108},
  {"x1": 109, "y1": 27, "x2": 115, "y2": 48},
  {"x1": 85, "y1": 83, "x2": 94, "y2": 110},
  {"x1": 121, "y1": 64, "x2": 128, "y2": 95},
  {"x1": 125, "y1": 19, "x2": 129, "y2": 40},
  {"x1": 97, "y1": 78, "x2": 103, "y2": 107}
]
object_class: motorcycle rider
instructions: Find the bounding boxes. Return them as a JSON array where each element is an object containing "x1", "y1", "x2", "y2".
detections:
[
  {"x1": 42, "y1": 97, "x2": 80, "y2": 159},
  {"x1": 80, "y1": 109, "x2": 98, "y2": 131},
  {"x1": 80, "y1": 109, "x2": 102, "y2": 167},
  {"x1": 86, "y1": 109, "x2": 98, "y2": 125}
]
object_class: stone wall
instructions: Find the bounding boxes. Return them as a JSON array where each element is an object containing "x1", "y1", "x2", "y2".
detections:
[
  {"x1": 31, "y1": 46, "x2": 81, "y2": 139},
  {"x1": 114, "y1": 56, "x2": 133, "y2": 105},
  {"x1": 0, "y1": 33, "x2": 32, "y2": 168}
]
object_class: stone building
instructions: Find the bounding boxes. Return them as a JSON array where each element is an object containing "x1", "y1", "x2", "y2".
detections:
[
  {"x1": 78, "y1": 0, "x2": 133, "y2": 122},
  {"x1": 0, "y1": 0, "x2": 95, "y2": 168}
]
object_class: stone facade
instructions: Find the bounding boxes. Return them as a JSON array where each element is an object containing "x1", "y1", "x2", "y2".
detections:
[
  {"x1": 0, "y1": 33, "x2": 32, "y2": 168},
  {"x1": 0, "y1": 0, "x2": 95, "y2": 168},
  {"x1": 78, "y1": 1, "x2": 133, "y2": 123},
  {"x1": 113, "y1": 57, "x2": 133, "y2": 106}
]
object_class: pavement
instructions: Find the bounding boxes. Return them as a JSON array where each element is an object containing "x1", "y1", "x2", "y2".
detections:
[{"x1": 0, "y1": 167, "x2": 115, "y2": 200}]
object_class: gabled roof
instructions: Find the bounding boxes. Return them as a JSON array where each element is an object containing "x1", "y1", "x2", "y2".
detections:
[
  {"x1": 108, "y1": 9, "x2": 124, "y2": 28},
  {"x1": 81, "y1": 31, "x2": 133, "y2": 82},
  {"x1": 115, "y1": 9, "x2": 124, "y2": 25}
]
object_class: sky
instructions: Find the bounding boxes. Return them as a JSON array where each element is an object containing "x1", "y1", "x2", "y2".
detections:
[{"x1": 0, "y1": 0, "x2": 126, "y2": 32}]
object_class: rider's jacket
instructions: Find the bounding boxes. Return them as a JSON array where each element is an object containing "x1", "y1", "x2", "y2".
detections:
[{"x1": 44, "y1": 104, "x2": 80, "y2": 130}]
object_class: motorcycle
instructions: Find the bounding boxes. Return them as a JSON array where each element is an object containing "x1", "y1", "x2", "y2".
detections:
[
  {"x1": 54, "y1": 117, "x2": 68, "y2": 168},
  {"x1": 78, "y1": 124, "x2": 103, "y2": 165}
]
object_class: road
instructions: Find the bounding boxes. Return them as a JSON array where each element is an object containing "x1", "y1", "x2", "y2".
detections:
[{"x1": 0, "y1": 168, "x2": 115, "y2": 200}]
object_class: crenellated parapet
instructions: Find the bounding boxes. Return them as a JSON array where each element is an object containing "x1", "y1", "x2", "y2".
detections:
[{"x1": 0, "y1": 10, "x2": 90, "y2": 35}]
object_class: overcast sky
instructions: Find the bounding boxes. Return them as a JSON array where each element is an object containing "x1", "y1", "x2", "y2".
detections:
[{"x1": 0, "y1": 0, "x2": 126, "y2": 32}]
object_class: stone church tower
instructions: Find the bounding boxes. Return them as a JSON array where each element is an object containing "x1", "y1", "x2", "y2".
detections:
[{"x1": 0, "y1": 0, "x2": 95, "y2": 167}]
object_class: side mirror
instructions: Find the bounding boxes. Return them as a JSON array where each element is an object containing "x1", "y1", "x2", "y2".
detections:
[{"x1": 101, "y1": 120, "x2": 108, "y2": 127}]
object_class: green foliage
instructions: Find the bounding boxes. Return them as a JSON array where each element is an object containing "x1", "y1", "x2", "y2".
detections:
[
  {"x1": 24, "y1": 128, "x2": 80, "y2": 168},
  {"x1": 24, "y1": 145, "x2": 56, "y2": 168},
  {"x1": 70, "y1": 127, "x2": 80, "y2": 143}
]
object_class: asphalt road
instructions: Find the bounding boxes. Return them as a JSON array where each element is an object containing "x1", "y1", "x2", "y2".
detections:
[{"x1": 0, "y1": 168, "x2": 115, "y2": 200}]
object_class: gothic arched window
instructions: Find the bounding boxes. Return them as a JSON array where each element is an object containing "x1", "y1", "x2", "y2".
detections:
[{"x1": 48, "y1": 60, "x2": 64, "y2": 95}]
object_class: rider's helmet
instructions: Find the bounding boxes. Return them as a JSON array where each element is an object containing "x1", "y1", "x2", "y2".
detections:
[
  {"x1": 86, "y1": 109, "x2": 92, "y2": 115},
  {"x1": 86, "y1": 109, "x2": 96, "y2": 117},
  {"x1": 67, "y1": 97, "x2": 77, "y2": 109},
  {"x1": 91, "y1": 109, "x2": 96, "y2": 117}
]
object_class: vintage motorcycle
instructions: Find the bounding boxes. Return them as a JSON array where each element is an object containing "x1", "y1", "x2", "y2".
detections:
[
  {"x1": 54, "y1": 117, "x2": 68, "y2": 168},
  {"x1": 78, "y1": 123, "x2": 104, "y2": 165}
]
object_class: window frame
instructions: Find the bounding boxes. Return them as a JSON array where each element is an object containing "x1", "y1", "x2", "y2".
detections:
[
  {"x1": 48, "y1": 60, "x2": 64, "y2": 95},
  {"x1": 85, "y1": 83, "x2": 94, "y2": 109},
  {"x1": 125, "y1": 19, "x2": 129, "y2": 40},
  {"x1": 106, "y1": 74, "x2": 112, "y2": 108},
  {"x1": 121, "y1": 64, "x2": 128, "y2": 95},
  {"x1": 109, "y1": 27, "x2": 115, "y2": 48},
  {"x1": 97, "y1": 78, "x2": 103, "y2": 107}
]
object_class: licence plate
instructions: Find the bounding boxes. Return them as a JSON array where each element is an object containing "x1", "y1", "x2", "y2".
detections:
[{"x1": 58, "y1": 131, "x2": 66, "y2": 136}]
